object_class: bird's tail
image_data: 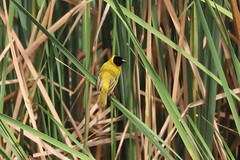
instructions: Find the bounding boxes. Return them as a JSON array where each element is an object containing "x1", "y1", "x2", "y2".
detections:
[{"x1": 97, "y1": 92, "x2": 107, "y2": 107}]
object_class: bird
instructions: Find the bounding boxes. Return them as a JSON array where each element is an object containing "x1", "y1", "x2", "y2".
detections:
[{"x1": 97, "y1": 55, "x2": 127, "y2": 107}]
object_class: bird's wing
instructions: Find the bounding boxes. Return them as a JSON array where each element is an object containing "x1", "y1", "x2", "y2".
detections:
[
  {"x1": 97, "y1": 74, "x2": 103, "y2": 91},
  {"x1": 108, "y1": 77, "x2": 117, "y2": 95}
]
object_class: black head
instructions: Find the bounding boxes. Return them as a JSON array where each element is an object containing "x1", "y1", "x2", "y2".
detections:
[{"x1": 113, "y1": 56, "x2": 127, "y2": 66}]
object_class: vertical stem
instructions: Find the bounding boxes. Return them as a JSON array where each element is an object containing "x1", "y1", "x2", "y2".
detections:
[
  {"x1": 83, "y1": 2, "x2": 91, "y2": 147},
  {"x1": 144, "y1": 0, "x2": 152, "y2": 158},
  {"x1": 229, "y1": 0, "x2": 240, "y2": 40}
]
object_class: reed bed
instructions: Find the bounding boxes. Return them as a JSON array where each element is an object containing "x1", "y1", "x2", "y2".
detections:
[{"x1": 0, "y1": 0, "x2": 239, "y2": 159}]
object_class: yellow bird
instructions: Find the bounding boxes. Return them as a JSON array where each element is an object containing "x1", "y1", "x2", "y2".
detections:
[{"x1": 97, "y1": 56, "x2": 127, "y2": 107}]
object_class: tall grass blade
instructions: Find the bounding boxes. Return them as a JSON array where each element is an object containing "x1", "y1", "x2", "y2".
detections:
[
  {"x1": 111, "y1": 98, "x2": 180, "y2": 160},
  {"x1": 0, "y1": 120, "x2": 29, "y2": 160},
  {"x1": 194, "y1": 0, "x2": 240, "y2": 135},
  {"x1": 0, "y1": 113, "x2": 94, "y2": 160},
  {"x1": 106, "y1": 0, "x2": 201, "y2": 159},
  {"x1": 10, "y1": 0, "x2": 96, "y2": 85}
]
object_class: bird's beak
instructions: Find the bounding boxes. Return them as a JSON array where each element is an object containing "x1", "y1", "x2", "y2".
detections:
[{"x1": 122, "y1": 59, "x2": 127, "y2": 63}]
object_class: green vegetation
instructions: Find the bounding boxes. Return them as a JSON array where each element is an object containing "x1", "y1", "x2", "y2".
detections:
[{"x1": 0, "y1": 0, "x2": 239, "y2": 159}]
